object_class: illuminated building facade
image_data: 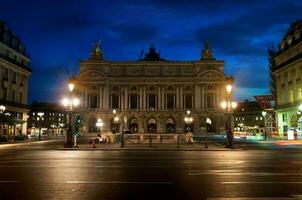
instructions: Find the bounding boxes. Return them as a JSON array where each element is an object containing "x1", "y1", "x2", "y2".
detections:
[
  {"x1": 0, "y1": 21, "x2": 31, "y2": 136},
  {"x1": 271, "y1": 19, "x2": 302, "y2": 136},
  {"x1": 75, "y1": 42, "x2": 233, "y2": 135}
]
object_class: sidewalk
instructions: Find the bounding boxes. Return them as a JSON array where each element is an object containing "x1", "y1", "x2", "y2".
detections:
[{"x1": 58, "y1": 142, "x2": 243, "y2": 151}]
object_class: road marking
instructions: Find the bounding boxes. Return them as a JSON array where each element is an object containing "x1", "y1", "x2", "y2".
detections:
[
  {"x1": 221, "y1": 181, "x2": 302, "y2": 184},
  {"x1": 207, "y1": 198, "x2": 295, "y2": 200},
  {"x1": 94, "y1": 165, "x2": 170, "y2": 168},
  {"x1": 0, "y1": 181, "x2": 19, "y2": 183},
  {"x1": 66, "y1": 181, "x2": 174, "y2": 184},
  {"x1": 190, "y1": 172, "x2": 302, "y2": 176}
]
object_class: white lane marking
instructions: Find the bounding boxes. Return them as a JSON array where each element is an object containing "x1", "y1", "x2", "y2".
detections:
[
  {"x1": 94, "y1": 165, "x2": 170, "y2": 168},
  {"x1": 190, "y1": 172, "x2": 302, "y2": 176},
  {"x1": 0, "y1": 166, "x2": 60, "y2": 168},
  {"x1": 0, "y1": 181, "x2": 19, "y2": 183},
  {"x1": 66, "y1": 181, "x2": 174, "y2": 184},
  {"x1": 207, "y1": 198, "x2": 295, "y2": 200},
  {"x1": 221, "y1": 181, "x2": 302, "y2": 184}
]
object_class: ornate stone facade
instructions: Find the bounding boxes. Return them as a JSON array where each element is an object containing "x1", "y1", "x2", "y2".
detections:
[
  {"x1": 0, "y1": 21, "x2": 31, "y2": 136},
  {"x1": 75, "y1": 43, "x2": 232, "y2": 135},
  {"x1": 271, "y1": 20, "x2": 302, "y2": 135}
]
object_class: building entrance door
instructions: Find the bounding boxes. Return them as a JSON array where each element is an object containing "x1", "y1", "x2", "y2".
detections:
[{"x1": 147, "y1": 118, "x2": 157, "y2": 133}]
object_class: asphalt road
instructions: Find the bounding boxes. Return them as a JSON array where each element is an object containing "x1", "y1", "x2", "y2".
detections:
[{"x1": 1, "y1": 141, "x2": 302, "y2": 199}]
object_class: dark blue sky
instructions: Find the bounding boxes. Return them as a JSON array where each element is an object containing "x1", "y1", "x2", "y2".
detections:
[{"x1": 1, "y1": 0, "x2": 301, "y2": 103}]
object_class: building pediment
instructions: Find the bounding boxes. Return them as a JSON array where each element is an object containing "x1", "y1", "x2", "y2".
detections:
[
  {"x1": 197, "y1": 70, "x2": 225, "y2": 80},
  {"x1": 78, "y1": 70, "x2": 107, "y2": 81}
]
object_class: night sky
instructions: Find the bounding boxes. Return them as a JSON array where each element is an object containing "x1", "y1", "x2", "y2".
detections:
[{"x1": 1, "y1": 0, "x2": 301, "y2": 103}]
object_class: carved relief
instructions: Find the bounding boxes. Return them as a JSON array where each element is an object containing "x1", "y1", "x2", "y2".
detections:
[
  {"x1": 127, "y1": 67, "x2": 141, "y2": 76},
  {"x1": 163, "y1": 66, "x2": 176, "y2": 76},
  {"x1": 145, "y1": 66, "x2": 160, "y2": 76}
]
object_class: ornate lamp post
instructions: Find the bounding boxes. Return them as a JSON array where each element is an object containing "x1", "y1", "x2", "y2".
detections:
[
  {"x1": 221, "y1": 84, "x2": 237, "y2": 148},
  {"x1": 262, "y1": 111, "x2": 267, "y2": 140},
  {"x1": 37, "y1": 112, "x2": 44, "y2": 141},
  {"x1": 0, "y1": 105, "x2": 6, "y2": 114},
  {"x1": 184, "y1": 110, "x2": 194, "y2": 132},
  {"x1": 62, "y1": 82, "x2": 80, "y2": 148}
]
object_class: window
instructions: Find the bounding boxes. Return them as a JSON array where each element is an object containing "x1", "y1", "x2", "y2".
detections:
[
  {"x1": 111, "y1": 94, "x2": 119, "y2": 109},
  {"x1": 4, "y1": 68, "x2": 8, "y2": 80},
  {"x1": 130, "y1": 94, "x2": 138, "y2": 109},
  {"x1": 89, "y1": 94, "x2": 98, "y2": 108},
  {"x1": 282, "y1": 114, "x2": 287, "y2": 122},
  {"x1": 185, "y1": 94, "x2": 192, "y2": 109},
  {"x1": 3, "y1": 87, "x2": 7, "y2": 100},
  {"x1": 167, "y1": 94, "x2": 174, "y2": 109},
  {"x1": 20, "y1": 75, "x2": 24, "y2": 86},
  {"x1": 12, "y1": 72, "x2": 16, "y2": 83},
  {"x1": 290, "y1": 90, "x2": 293, "y2": 103},
  {"x1": 206, "y1": 94, "x2": 214, "y2": 108},
  {"x1": 149, "y1": 94, "x2": 156, "y2": 109},
  {"x1": 11, "y1": 90, "x2": 15, "y2": 102},
  {"x1": 19, "y1": 92, "x2": 23, "y2": 104}
]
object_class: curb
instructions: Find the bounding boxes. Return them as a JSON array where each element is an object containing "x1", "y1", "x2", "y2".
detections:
[{"x1": 56, "y1": 147, "x2": 244, "y2": 151}]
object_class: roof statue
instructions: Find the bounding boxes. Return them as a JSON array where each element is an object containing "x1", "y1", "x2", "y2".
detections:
[
  {"x1": 138, "y1": 44, "x2": 166, "y2": 61},
  {"x1": 90, "y1": 40, "x2": 104, "y2": 60},
  {"x1": 201, "y1": 41, "x2": 215, "y2": 60}
]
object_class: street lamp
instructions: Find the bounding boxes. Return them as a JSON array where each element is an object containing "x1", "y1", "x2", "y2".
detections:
[
  {"x1": 221, "y1": 84, "x2": 237, "y2": 148},
  {"x1": 61, "y1": 82, "x2": 80, "y2": 148},
  {"x1": 184, "y1": 110, "x2": 194, "y2": 132},
  {"x1": 0, "y1": 105, "x2": 6, "y2": 114},
  {"x1": 37, "y1": 112, "x2": 44, "y2": 141},
  {"x1": 262, "y1": 111, "x2": 267, "y2": 140}
]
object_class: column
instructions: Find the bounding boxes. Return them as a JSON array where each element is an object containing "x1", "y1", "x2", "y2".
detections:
[
  {"x1": 143, "y1": 86, "x2": 146, "y2": 110},
  {"x1": 140, "y1": 87, "x2": 143, "y2": 110},
  {"x1": 124, "y1": 87, "x2": 128, "y2": 110},
  {"x1": 105, "y1": 83, "x2": 109, "y2": 111},
  {"x1": 157, "y1": 88, "x2": 160, "y2": 110},
  {"x1": 84, "y1": 87, "x2": 88, "y2": 109},
  {"x1": 161, "y1": 87, "x2": 165, "y2": 110},
  {"x1": 194, "y1": 84, "x2": 200, "y2": 110},
  {"x1": 201, "y1": 85, "x2": 205, "y2": 110},
  {"x1": 99, "y1": 86, "x2": 103, "y2": 110},
  {"x1": 216, "y1": 84, "x2": 220, "y2": 109},
  {"x1": 176, "y1": 87, "x2": 179, "y2": 109},
  {"x1": 180, "y1": 86, "x2": 183, "y2": 110}
]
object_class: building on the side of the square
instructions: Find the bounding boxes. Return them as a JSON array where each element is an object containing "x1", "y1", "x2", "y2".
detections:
[
  {"x1": 232, "y1": 100, "x2": 265, "y2": 136},
  {"x1": 0, "y1": 21, "x2": 31, "y2": 136},
  {"x1": 271, "y1": 19, "x2": 302, "y2": 136},
  {"x1": 27, "y1": 102, "x2": 67, "y2": 137},
  {"x1": 74, "y1": 42, "x2": 234, "y2": 135}
]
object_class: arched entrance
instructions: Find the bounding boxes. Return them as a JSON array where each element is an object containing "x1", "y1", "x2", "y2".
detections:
[
  {"x1": 147, "y1": 118, "x2": 157, "y2": 133},
  {"x1": 110, "y1": 118, "x2": 120, "y2": 134},
  {"x1": 129, "y1": 117, "x2": 138, "y2": 133},
  {"x1": 207, "y1": 118, "x2": 217, "y2": 133},
  {"x1": 166, "y1": 117, "x2": 175, "y2": 133},
  {"x1": 291, "y1": 115, "x2": 298, "y2": 128},
  {"x1": 88, "y1": 117, "x2": 97, "y2": 132}
]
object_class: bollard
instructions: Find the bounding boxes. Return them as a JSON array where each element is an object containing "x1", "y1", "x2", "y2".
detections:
[
  {"x1": 205, "y1": 135, "x2": 208, "y2": 149},
  {"x1": 92, "y1": 138, "x2": 96, "y2": 148},
  {"x1": 149, "y1": 135, "x2": 152, "y2": 148},
  {"x1": 121, "y1": 133, "x2": 125, "y2": 148}
]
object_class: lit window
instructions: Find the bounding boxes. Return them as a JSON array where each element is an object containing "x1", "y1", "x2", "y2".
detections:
[{"x1": 256, "y1": 117, "x2": 258, "y2": 120}]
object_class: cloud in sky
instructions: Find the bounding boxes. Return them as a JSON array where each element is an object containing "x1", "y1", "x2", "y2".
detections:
[{"x1": 0, "y1": 0, "x2": 301, "y2": 102}]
